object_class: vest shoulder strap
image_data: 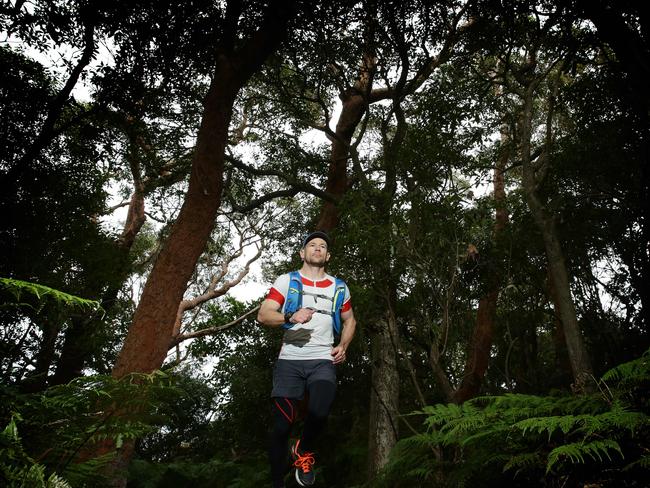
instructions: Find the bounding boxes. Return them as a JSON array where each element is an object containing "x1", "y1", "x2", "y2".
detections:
[
  {"x1": 281, "y1": 271, "x2": 303, "y2": 329},
  {"x1": 332, "y1": 277, "x2": 347, "y2": 335}
]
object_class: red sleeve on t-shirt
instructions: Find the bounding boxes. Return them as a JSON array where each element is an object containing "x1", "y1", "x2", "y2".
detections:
[
  {"x1": 266, "y1": 287, "x2": 285, "y2": 306},
  {"x1": 341, "y1": 299, "x2": 352, "y2": 313}
]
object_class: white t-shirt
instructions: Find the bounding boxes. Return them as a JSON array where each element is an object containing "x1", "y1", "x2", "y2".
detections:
[{"x1": 266, "y1": 272, "x2": 352, "y2": 361}]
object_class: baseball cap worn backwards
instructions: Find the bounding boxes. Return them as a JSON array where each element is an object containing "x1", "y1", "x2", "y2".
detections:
[{"x1": 302, "y1": 231, "x2": 330, "y2": 248}]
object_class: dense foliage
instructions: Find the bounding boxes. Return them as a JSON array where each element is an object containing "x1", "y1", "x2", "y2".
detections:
[{"x1": 380, "y1": 350, "x2": 650, "y2": 487}]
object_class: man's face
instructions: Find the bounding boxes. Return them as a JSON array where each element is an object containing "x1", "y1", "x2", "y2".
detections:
[{"x1": 300, "y1": 238, "x2": 330, "y2": 267}]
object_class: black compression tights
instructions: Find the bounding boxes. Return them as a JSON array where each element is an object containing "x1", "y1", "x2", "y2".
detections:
[{"x1": 269, "y1": 380, "x2": 336, "y2": 488}]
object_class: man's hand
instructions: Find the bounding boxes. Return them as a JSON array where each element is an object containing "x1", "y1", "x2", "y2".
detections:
[
  {"x1": 289, "y1": 307, "x2": 315, "y2": 324},
  {"x1": 331, "y1": 345, "x2": 347, "y2": 364}
]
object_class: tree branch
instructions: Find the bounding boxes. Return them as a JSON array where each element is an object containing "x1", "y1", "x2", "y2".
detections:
[
  {"x1": 170, "y1": 305, "x2": 260, "y2": 348},
  {"x1": 224, "y1": 154, "x2": 340, "y2": 206},
  {"x1": 172, "y1": 231, "x2": 265, "y2": 338}
]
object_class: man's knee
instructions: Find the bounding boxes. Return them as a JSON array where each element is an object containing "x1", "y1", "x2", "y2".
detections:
[
  {"x1": 307, "y1": 380, "x2": 336, "y2": 419},
  {"x1": 272, "y1": 397, "x2": 297, "y2": 432}
]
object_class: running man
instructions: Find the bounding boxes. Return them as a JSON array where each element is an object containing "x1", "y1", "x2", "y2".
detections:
[{"x1": 257, "y1": 230, "x2": 356, "y2": 487}]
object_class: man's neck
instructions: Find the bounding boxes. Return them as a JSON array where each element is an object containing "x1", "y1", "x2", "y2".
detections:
[{"x1": 299, "y1": 264, "x2": 327, "y2": 281}]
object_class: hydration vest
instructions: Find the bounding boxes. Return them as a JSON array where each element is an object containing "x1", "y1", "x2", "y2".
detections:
[{"x1": 281, "y1": 271, "x2": 347, "y2": 335}]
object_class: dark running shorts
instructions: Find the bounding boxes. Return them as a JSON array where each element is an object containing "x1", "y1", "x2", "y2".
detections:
[{"x1": 271, "y1": 359, "x2": 336, "y2": 399}]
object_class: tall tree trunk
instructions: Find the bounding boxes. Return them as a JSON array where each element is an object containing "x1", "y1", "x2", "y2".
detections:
[
  {"x1": 367, "y1": 311, "x2": 400, "y2": 478},
  {"x1": 520, "y1": 79, "x2": 594, "y2": 393},
  {"x1": 453, "y1": 124, "x2": 509, "y2": 404},
  {"x1": 81, "y1": 5, "x2": 295, "y2": 486},
  {"x1": 112, "y1": 77, "x2": 232, "y2": 377},
  {"x1": 527, "y1": 196, "x2": 593, "y2": 391},
  {"x1": 316, "y1": 51, "x2": 376, "y2": 232},
  {"x1": 315, "y1": 4, "x2": 468, "y2": 232},
  {"x1": 112, "y1": 2, "x2": 294, "y2": 378},
  {"x1": 548, "y1": 269, "x2": 573, "y2": 384},
  {"x1": 367, "y1": 89, "x2": 406, "y2": 477}
]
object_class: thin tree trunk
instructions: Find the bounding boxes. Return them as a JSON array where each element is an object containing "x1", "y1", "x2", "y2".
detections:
[
  {"x1": 316, "y1": 51, "x2": 375, "y2": 232},
  {"x1": 453, "y1": 124, "x2": 509, "y2": 404},
  {"x1": 367, "y1": 313, "x2": 400, "y2": 478},
  {"x1": 520, "y1": 79, "x2": 594, "y2": 393},
  {"x1": 22, "y1": 315, "x2": 61, "y2": 392},
  {"x1": 428, "y1": 341, "x2": 454, "y2": 403},
  {"x1": 367, "y1": 92, "x2": 406, "y2": 478},
  {"x1": 548, "y1": 269, "x2": 572, "y2": 383},
  {"x1": 529, "y1": 200, "x2": 593, "y2": 391},
  {"x1": 52, "y1": 132, "x2": 147, "y2": 385},
  {"x1": 453, "y1": 292, "x2": 497, "y2": 403}
]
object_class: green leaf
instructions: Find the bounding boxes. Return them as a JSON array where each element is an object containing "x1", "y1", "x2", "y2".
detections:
[{"x1": 547, "y1": 439, "x2": 623, "y2": 473}]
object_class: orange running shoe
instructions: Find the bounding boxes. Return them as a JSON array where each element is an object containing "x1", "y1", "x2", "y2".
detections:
[{"x1": 291, "y1": 440, "x2": 315, "y2": 486}]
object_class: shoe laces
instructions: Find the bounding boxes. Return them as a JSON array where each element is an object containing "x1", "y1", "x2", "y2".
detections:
[{"x1": 293, "y1": 450, "x2": 315, "y2": 473}]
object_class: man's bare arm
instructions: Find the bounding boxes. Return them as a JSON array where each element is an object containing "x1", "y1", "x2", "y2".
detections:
[
  {"x1": 331, "y1": 309, "x2": 356, "y2": 364},
  {"x1": 338, "y1": 309, "x2": 356, "y2": 350},
  {"x1": 257, "y1": 299, "x2": 315, "y2": 328}
]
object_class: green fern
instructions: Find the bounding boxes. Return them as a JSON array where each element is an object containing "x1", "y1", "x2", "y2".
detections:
[
  {"x1": 546, "y1": 439, "x2": 623, "y2": 473},
  {"x1": 380, "y1": 349, "x2": 650, "y2": 487},
  {"x1": 623, "y1": 454, "x2": 650, "y2": 471},
  {"x1": 601, "y1": 350, "x2": 650, "y2": 394},
  {"x1": 502, "y1": 451, "x2": 544, "y2": 473},
  {"x1": 1, "y1": 371, "x2": 179, "y2": 487},
  {"x1": 0, "y1": 277, "x2": 101, "y2": 313},
  {"x1": 1, "y1": 413, "x2": 73, "y2": 487}
]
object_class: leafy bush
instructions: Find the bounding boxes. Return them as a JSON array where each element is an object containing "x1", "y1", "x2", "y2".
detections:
[
  {"x1": 378, "y1": 350, "x2": 650, "y2": 487},
  {"x1": 1, "y1": 414, "x2": 72, "y2": 487},
  {"x1": 1, "y1": 372, "x2": 179, "y2": 487}
]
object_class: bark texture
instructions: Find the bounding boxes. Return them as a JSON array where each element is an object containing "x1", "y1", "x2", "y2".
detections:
[
  {"x1": 548, "y1": 269, "x2": 573, "y2": 382},
  {"x1": 528, "y1": 196, "x2": 594, "y2": 391},
  {"x1": 367, "y1": 314, "x2": 400, "y2": 478},
  {"x1": 367, "y1": 85, "x2": 406, "y2": 478}
]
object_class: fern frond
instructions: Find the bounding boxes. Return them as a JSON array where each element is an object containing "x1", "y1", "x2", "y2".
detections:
[
  {"x1": 440, "y1": 411, "x2": 486, "y2": 441},
  {"x1": 406, "y1": 466, "x2": 435, "y2": 479},
  {"x1": 601, "y1": 349, "x2": 650, "y2": 384},
  {"x1": 514, "y1": 415, "x2": 581, "y2": 439},
  {"x1": 622, "y1": 454, "x2": 650, "y2": 471},
  {"x1": 503, "y1": 452, "x2": 544, "y2": 473},
  {"x1": 585, "y1": 408, "x2": 649, "y2": 436},
  {"x1": 460, "y1": 424, "x2": 511, "y2": 446},
  {"x1": 546, "y1": 439, "x2": 623, "y2": 473},
  {"x1": 46, "y1": 472, "x2": 72, "y2": 488},
  {"x1": 0, "y1": 277, "x2": 102, "y2": 314}
]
